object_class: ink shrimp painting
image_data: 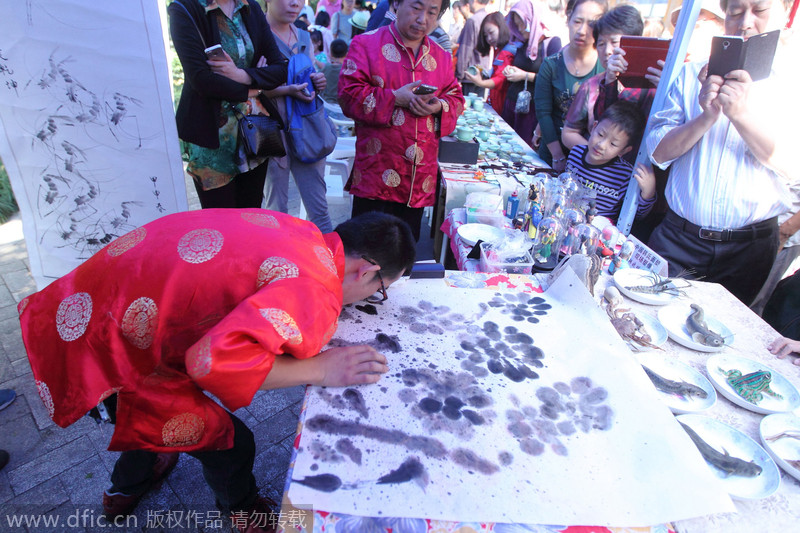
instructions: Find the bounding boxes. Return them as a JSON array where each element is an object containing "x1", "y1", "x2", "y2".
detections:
[
  {"x1": 287, "y1": 272, "x2": 735, "y2": 527},
  {"x1": 0, "y1": 1, "x2": 187, "y2": 287}
]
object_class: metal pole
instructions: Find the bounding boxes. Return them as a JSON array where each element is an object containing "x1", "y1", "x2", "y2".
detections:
[{"x1": 616, "y1": 0, "x2": 702, "y2": 235}]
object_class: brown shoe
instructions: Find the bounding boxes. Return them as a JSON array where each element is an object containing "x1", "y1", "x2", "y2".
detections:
[
  {"x1": 102, "y1": 452, "x2": 180, "y2": 518},
  {"x1": 230, "y1": 495, "x2": 279, "y2": 533}
]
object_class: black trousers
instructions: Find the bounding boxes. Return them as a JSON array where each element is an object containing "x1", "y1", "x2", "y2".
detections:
[
  {"x1": 647, "y1": 210, "x2": 779, "y2": 306},
  {"x1": 351, "y1": 196, "x2": 425, "y2": 242},
  {"x1": 192, "y1": 162, "x2": 269, "y2": 209},
  {"x1": 109, "y1": 413, "x2": 257, "y2": 513}
]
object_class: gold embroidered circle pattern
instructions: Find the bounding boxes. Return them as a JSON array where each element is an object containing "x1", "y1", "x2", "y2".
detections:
[
  {"x1": 36, "y1": 380, "x2": 55, "y2": 418},
  {"x1": 372, "y1": 75, "x2": 385, "y2": 88},
  {"x1": 321, "y1": 319, "x2": 338, "y2": 346},
  {"x1": 107, "y1": 227, "x2": 147, "y2": 257},
  {"x1": 186, "y1": 336, "x2": 212, "y2": 379},
  {"x1": 121, "y1": 297, "x2": 158, "y2": 350},
  {"x1": 382, "y1": 43, "x2": 401, "y2": 62},
  {"x1": 422, "y1": 55, "x2": 437, "y2": 72},
  {"x1": 366, "y1": 138, "x2": 382, "y2": 155},
  {"x1": 342, "y1": 58, "x2": 358, "y2": 76},
  {"x1": 391, "y1": 108, "x2": 405, "y2": 126},
  {"x1": 422, "y1": 175, "x2": 436, "y2": 193},
  {"x1": 426, "y1": 116, "x2": 434, "y2": 133},
  {"x1": 404, "y1": 145, "x2": 424, "y2": 164},
  {"x1": 241, "y1": 212, "x2": 279, "y2": 228},
  {"x1": 257, "y1": 257, "x2": 300, "y2": 289},
  {"x1": 382, "y1": 169, "x2": 401, "y2": 187},
  {"x1": 259, "y1": 308, "x2": 303, "y2": 345},
  {"x1": 17, "y1": 297, "x2": 30, "y2": 316},
  {"x1": 56, "y1": 292, "x2": 92, "y2": 342},
  {"x1": 352, "y1": 168, "x2": 362, "y2": 186},
  {"x1": 314, "y1": 246, "x2": 338, "y2": 276},
  {"x1": 177, "y1": 229, "x2": 224, "y2": 264},
  {"x1": 162, "y1": 413, "x2": 204, "y2": 447},
  {"x1": 98, "y1": 387, "x2": 121, "y2": 404},
  {"x1": 440, "y1": 99, "x2": 450, "y2": 113},
  {"x1": 363, "y1": 93, "x2": 377, "y2": 114}
]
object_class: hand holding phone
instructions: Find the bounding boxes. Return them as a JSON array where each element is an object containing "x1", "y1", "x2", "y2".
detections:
[
  {"x1": 413, "y1": 84, "x2": 438, "y2": 95},
  {"x1": 204, "y1": 44, "x2": 226, "y2": 61}
]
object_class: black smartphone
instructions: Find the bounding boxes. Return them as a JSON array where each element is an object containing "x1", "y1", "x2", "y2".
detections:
[
  {"x1": 708, "y1": 30, "x2": 779, "y2": 81},
  {"x1": 204, "y1": 44, "x2": 226, "y2": 60},
  {"x1": 414, "y1": 84, "x2": 438, "y2": 95}
]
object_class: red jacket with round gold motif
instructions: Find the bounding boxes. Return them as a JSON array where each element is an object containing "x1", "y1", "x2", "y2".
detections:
[
  {"x1": 338, "y1": 23, "x2": 464, "y2": 208},
  {"x1": 18, "y1": 209, "x2": 343, "y2": 453}
]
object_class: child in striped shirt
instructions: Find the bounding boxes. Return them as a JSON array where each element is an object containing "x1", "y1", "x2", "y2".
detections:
[{"x1": 566, "y1": 101, "x2": 655, "y2": 223}]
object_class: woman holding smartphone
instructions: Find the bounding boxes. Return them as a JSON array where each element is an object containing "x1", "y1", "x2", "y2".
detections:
[
  {"x1": 463, "y1": 11, "x2": 515, "y2": 115},
  {"x1": 533, "y1": 0, "x2": 607, "y2": 171},
  {"x1": 168, "y1": 0, "x2": 288, "y2": 208}
]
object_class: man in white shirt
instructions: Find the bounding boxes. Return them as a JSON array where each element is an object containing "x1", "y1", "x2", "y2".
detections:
[{"x1": 645, "y1": 0, "x2": 796, "y2": 305}]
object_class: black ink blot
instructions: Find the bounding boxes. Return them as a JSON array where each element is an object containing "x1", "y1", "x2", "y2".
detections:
[
  {"x1": 419, "y1": 397, "x2": 442, "y2": 414},
  {"x1": 293, "y1": 474, "x2": 342, "y2": 492}
]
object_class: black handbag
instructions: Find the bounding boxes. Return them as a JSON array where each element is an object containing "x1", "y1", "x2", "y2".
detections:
[{"x1": 230, "y1": 104, "x2": 286, "y2": 159}]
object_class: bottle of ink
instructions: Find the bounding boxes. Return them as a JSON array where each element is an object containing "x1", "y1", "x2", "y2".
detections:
[{"x1": 506, "y1": 190, "x2": 520, "y2": 219}]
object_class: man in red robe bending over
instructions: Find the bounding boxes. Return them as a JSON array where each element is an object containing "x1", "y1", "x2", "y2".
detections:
[{"x1": 17, "y1": 209, "x2": 415, "y2": 533}]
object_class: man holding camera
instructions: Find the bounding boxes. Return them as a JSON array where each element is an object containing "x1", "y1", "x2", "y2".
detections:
[
  {"x1": 338, "y1": 0, "x2": 464, "y2": 240},
  {"x1": 646, "y1": 0, "x2": 797, "y2": 305}
]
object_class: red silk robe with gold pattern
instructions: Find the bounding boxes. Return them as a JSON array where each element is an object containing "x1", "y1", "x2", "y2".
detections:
[
  {"x1": 18, "y1": 209, "x2": 343, "y2": 453},
  {"x1": 338, "y1": 23, "x2": 464, "y2": 208}
]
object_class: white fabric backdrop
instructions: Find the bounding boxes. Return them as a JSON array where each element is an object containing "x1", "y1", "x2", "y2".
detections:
[{"x1": 0, "y1": 0, "x2": 187, "y2": 288}]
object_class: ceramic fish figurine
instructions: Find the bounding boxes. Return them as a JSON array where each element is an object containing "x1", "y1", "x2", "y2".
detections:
[
  {"x1": 721, "y1": 368, "x2": 783, "y2": 404},
  {"x1": 685, "y1": 304, "x2": 726, "y2": 347},
  {"x1": 642, "y1": 366, "x2": 708, "y2": 400},
  {"x1": 680, "y1": 422, "x2": 762, "y2": 478}
]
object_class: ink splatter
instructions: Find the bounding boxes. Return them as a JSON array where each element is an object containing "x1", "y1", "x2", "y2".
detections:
[
  {"x1": 293, "y1": 473, "x2": 342, "y2": 493},
  {"x1": 419, "y1": 397, "x2": 442, "y2": 413},
  {"x1": 457, "y1": 319, "x2": 545, "y2": 382},
  {"x1": 355, "y1": 303, "x2": 378, "y2": 315},
  {"x1": 375, "y1": 333, "x2": 401, "y2": 353},
  {"x1": 309, "y1": 440, "x2": 343, "y2": 463},
  {"x1": 401, "y1": 370, "x2": 495, "y2": 436},
  {"x1": 335, "y1": 438, "x2": 363, "y2": 465},
  {"x1": 503, "y1": 377, "x2": 614, "y2": 457},
  {"x1": 498, "y1": 451, "x2": 514, "y2": 466},
  {"x1": 450, "y1": 448, "x2": 500, "y2": 475},
  {"x1": 343, "y1": 388, "x2": 369, "y2": 418},
  {"x1": 306, "y1": 414, "x2": 448, "y2": 458},
  {"x1": 486, "y1": 293, "x2": 552, "y2": 323},
  {"x1": 377, "y1": 456, "x2": 429, "y2": 489}
]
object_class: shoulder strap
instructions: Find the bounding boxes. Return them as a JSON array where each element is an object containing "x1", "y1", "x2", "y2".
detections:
[{"x1": 172, "y1": 0, "x2": 207, "y2": 49}]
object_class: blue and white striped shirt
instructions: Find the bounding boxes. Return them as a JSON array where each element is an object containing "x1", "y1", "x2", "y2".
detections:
[
  {"x1": 646, "y1": 61, "x2": 793, "y2": 229},
  {"x1": 567, "y1": 144, "x2": 655, "y2": 222}
]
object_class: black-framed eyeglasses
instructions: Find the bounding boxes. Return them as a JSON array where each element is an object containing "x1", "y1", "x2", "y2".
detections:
[{"x1": 362, "y1": 255, "x2": 388, "y2": 303}]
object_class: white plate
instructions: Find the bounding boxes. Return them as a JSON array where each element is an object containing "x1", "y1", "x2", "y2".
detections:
[
  {"x1": 677, "y1": 414, "x2": 780, "y2": 500},
  {"x1": 637, "y1": 357, "x2": 716, "y2": 414},
  {"x1": 628, "y1": 312, "x2": 667, "y2": 351},
  {"x1": 760, "y1": 413, "x2": 800, "y2": 482},
  {"x1": 613, "y1": 268, "x2": 682, "y2": 305},
  {"x1": 658, "y1": 303, "x2": 733, "y2": 352},
  {"x1": 706, "y1": 354, "x2": 800, "y2": 414},
  {"x1": 456, "y1": 223, "x2": 505, "y2": 247}
]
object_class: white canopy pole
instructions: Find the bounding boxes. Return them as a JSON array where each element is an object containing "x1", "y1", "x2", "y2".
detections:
[{"x1": 616, "y1": 0, "x2": 703, "y2": 234}]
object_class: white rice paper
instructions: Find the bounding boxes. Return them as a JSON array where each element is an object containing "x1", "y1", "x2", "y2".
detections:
[{"x1": 288, "y1": 270, "x2": 734, "y2": 526}]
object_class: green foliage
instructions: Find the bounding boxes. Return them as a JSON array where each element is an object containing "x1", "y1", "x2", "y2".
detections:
[{"x1": 0, "y1": 159, "x2": 19, "y2": 224}]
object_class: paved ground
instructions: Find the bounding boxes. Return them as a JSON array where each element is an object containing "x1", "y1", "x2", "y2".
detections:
[{"x1": 0, "y1": 176, "x2": 433, "y2": 532}]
